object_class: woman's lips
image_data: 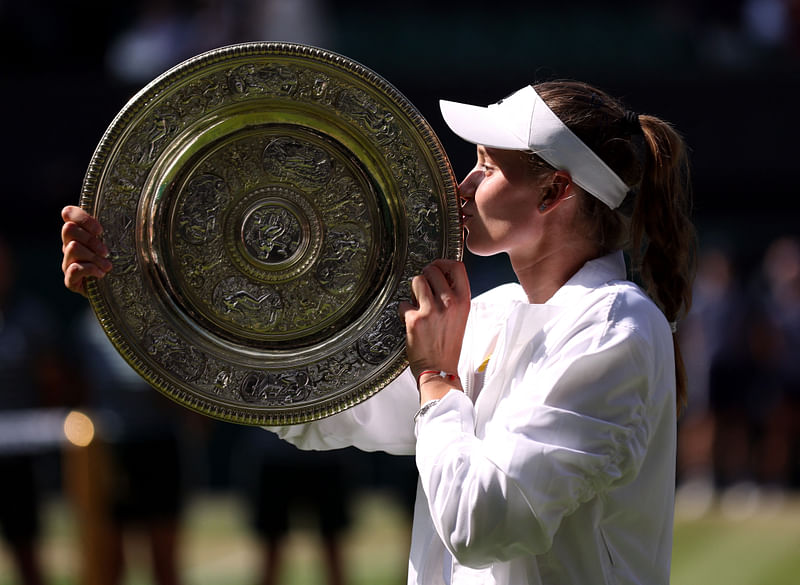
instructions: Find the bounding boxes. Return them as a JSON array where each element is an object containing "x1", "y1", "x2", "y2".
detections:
[{"x1": 459, "y1": 199, "x2": 473, "y2": 227}]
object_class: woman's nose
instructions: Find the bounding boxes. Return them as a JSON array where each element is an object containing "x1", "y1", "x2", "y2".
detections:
[{"x1": 458, "y1": 169, "x2": 483, "y2": 199}]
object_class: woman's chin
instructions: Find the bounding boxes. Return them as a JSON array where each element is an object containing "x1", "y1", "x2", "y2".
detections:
[{"x1": 464, "y1": 238, "x2": 497, "y2": 258}]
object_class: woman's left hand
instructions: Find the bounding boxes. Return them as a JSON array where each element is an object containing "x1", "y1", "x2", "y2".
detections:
[{"x1": 398, "y1": 259, "x2": 471, "y2": 398}]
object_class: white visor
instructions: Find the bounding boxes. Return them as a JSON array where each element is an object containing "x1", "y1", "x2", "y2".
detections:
[{"x1": 439, "y1": 85, "x2": 629, "y2": 209}]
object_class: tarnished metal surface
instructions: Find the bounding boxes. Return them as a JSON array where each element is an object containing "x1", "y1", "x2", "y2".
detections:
[{"x1": 80, "y1": 42, "x2": 461, "y2": 425}]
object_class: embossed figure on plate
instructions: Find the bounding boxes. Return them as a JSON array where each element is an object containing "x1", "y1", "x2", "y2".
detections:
[
  {"x1": 263, "y1": 137, "x2": 333, "y2": 187},
  {"x1": 178, "y1": 174, "x2": 229, "y2": 245},
  {"x1": 241, "y1": 202, "x2": 303, "y2": 264}
]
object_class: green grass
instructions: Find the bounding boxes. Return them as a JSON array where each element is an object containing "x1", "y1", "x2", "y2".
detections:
[
  {"x1": 1, "y1": 491, "x2": 799, "y2": 584},
  {"x1": 672, "y1": 499, "x2": 800, "y2": 585},
  {"x1": 0, "y1": 492, "x2": 411, "y2": 585}
]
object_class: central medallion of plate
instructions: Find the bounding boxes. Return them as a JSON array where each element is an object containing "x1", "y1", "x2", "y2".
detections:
[
  {"x1": 165, "y1": 126, "x2": 385, "y2": 350},
  {"x1": 239, "y1": 195, "x2": 306, "y2": 267}
]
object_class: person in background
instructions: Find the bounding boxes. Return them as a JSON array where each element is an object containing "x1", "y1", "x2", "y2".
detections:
[
  {"x1": 74, "y1": 308, "x2": 189, "y2": 585},
  {"x1": 0, "y1": 236, "x2": 60, "y2": 585},
  {"x1": 60, "y1": 78, "x2": 695, "y2": 584},
  {"x1": 675, "y1": 245, "x2": 745, "y2": 515},
  {"x1": 234, "y1": 427, "x2": 352, "y2": 585},
  {"x1": 750, "y1": 236, "x2": 800, "y2": 496}
]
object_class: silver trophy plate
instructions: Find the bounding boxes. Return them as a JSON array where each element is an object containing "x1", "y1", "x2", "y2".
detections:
[{"x1": 80, "y1": 42, "x2": 462, "y2": 425}]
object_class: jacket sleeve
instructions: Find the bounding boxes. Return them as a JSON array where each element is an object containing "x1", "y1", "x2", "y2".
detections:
[
  {"x1": 267, "y1": 367, "x2": 420, "y2": 456},
  {"x1": 414, "y1": 324, "x2": 659, "y2": 568}
]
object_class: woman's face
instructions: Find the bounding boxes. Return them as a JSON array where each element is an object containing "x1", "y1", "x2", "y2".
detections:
[{"x1": 458, "y1": 146, "x2": 544, "y2": 258}]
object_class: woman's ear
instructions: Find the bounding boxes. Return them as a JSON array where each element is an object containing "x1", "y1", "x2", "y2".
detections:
[{"x1": 538, "y1": 171, "x2": 574, "y2": 213}]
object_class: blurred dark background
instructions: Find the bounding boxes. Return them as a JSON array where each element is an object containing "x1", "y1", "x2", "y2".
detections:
[
  {"x1": 1, "y1": 1, "x2": 799, "y2": 582},
  {"x1": 3, "y1": 0, "x2": 799, "y2": 298}
]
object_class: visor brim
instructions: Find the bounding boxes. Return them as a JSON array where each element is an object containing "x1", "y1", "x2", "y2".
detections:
[{"x1": 439, "y1": 99, "x2": 528, "y2": 151}]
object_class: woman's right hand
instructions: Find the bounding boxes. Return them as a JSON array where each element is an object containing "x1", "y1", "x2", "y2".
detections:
[{"x1": 61, "y1": 205, "x2": 112, "y2": 297}]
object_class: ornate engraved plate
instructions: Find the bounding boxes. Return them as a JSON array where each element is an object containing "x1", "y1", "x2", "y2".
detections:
[{"x1": 80, "y1": 42, "x2": 462, "y2": 425}]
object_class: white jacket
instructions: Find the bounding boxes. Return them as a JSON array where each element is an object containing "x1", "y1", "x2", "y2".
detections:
[{"x1": 274, "y1": 251, "x2": 676, "y2": 585}]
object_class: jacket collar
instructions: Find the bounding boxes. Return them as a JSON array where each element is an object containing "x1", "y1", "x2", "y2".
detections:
[{"x1": 545, "y1": 250, "x2": 627, "y2": 308}]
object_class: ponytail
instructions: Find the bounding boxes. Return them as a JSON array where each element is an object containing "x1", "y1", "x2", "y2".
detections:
[
  {"x1": 533, "y1": 81, "x2": 697, "y2": 414},
  {"x1": 630, "y1": 116, "x2": 696, "y2": 413}
]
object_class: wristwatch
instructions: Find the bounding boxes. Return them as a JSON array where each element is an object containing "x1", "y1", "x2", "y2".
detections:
[{"x1": 413, "y1": 399, "x2": 441, "y2": 423}]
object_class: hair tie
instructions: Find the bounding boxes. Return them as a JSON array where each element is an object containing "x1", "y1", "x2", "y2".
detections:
[{"x1": 623, "y1": 110, "x2": 643, "y2": 135}]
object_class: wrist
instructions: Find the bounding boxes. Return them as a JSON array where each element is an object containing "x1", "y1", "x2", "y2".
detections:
[
  {"x1": 417, "y1": 370, "x2": 458, "y2": 385},
  {"x1": 417, "y1": 370, "x2": 462, "y2": 403}
]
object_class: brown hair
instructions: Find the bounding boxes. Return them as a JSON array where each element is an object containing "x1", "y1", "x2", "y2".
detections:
[{"x1": 532, "y1": 81, "x2": 696, "y2": 413}]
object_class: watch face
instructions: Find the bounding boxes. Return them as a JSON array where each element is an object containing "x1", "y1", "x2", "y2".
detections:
[{"x1": 81, "y1": 42, "x2": 462, "y2": 425}]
